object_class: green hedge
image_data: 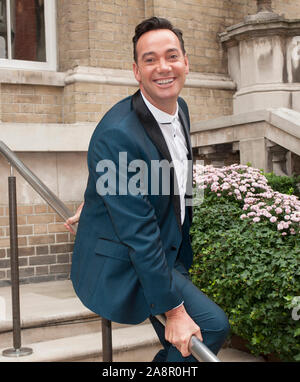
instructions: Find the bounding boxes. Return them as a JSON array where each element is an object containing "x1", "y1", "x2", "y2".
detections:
[
  {"x1": 190, "y1": 165, "x2": 300, "y2": 361},
  {"x1": 264, "y1": 172, "x2": 300, "y2": 199}
]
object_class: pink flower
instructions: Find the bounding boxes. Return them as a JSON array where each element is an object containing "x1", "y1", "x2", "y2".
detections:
[
  {"x1": 222, "y1": 183, "x2": 230, "y2": 190},
  {"x1": 262, "y1": 210, "x2": 271, "y2": 218},
  {"x1": 291, "y1": 216, "x2": 300, "y2": 222},
  {"x1": 193, "y1": 163, "x2": 300, "y2": 237}
]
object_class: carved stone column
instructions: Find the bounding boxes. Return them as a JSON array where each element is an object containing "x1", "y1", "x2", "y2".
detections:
[
  {"x1": 219, "y1": 3, "x2": 300, "y2": 114},
  {"x1": 245, "y1": 0, "x2": 281, "y2": 22},
  {"x1": 257, "y1": 0, "x2": 273, "y2": 12}
]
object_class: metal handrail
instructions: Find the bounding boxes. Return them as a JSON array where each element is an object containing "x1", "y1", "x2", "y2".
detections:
[
  {"x1": 0, "y1": 140, "x2": 220, "y2": 362},
  {"x1": 0, "y1": 140, "x2": 77, "y2": 358},
  {"x1": 0, "y1": 140, "x2": 75, "y2": 227},
  {"x1": 156, "y1": 314, "x2": 220, "y2": 362}
]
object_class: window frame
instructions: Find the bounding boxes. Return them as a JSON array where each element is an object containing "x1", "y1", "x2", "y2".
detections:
[{"x1": 0, "y1": 0, "x2": 57, "y2": 71}]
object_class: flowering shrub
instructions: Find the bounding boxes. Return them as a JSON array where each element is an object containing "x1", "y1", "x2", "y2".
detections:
[
  {"x1": 190, "y1": 164, "x2": 300, "y2": 361},
  {"x1": 193, "y1": 163, "x2": 300, "y2": 237}
]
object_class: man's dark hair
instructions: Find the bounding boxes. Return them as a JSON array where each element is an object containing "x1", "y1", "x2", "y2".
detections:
[{"x1": 132, "y1": 17, "x2": 186, "y2": 63}]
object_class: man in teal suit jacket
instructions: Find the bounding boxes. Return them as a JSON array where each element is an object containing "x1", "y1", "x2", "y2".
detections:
[{"x1": 69, "y1": 17, "x2": 229, "y2": 362}]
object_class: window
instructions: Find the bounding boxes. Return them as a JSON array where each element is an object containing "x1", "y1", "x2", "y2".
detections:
[{"x1": 0, "y1": 0, "x2": 56, "y2": 70}]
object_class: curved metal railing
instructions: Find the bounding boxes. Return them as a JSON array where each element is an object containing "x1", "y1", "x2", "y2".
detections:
[
  {"x1": 156, "y1": 315, "x2": 220, "y2": 362},
  {"x1": 0, "y1": 140, "x2": 75, "y2": 227}
]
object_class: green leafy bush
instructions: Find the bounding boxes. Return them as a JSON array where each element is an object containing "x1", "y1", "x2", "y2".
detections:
[
  {"x1": 264, "y1": 172, "x2": 300, "y2": 199},
  {"x1": 190, "y1": 164, "x2": 300, "y2": 361}
]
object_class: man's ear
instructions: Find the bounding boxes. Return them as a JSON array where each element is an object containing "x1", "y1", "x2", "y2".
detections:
[{"x1": 133, "y1": 62, "x2": 141, "y2": 82}]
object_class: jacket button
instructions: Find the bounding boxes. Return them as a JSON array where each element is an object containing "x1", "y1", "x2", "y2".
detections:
[
  {"x1": 171, "y1": 245, "x2": 177, "y2": 251},
  {"x1": 150, "y1": 303, "x2": 155, "y2": 308}
]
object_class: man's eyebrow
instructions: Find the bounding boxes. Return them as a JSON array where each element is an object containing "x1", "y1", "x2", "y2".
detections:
[
  {"x1": 141, "y1": 48, "x2": 180, "y2": 60},
  {"x1": 141, "y1": 51, "x2": 155, "y2": 60},
  {"x1": 166, "y1": 48, "x2": 179, "y2": 53}
]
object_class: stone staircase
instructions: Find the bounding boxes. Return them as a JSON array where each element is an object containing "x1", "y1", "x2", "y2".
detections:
[
  {"x1": 191, "y1": 108, "x2": 300, "y2": 176},
  {"x1": 0, "y1": 280, "x2": 264, "y2": 362},
  {"x1": 0, "y1": 280, "x2": 161, "y2": 362}
]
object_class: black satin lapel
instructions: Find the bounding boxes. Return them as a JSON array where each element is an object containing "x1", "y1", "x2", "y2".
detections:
[
  {"x1": 178, "y1": 107, "x2": 192, "y2": 161},
  {"x1": 178, "y1": 106, "x2": 194, "y2": 224},
  {"x1": 132, "y1": 90, "x2": 172, "y2": 163},
  {"x1": 132, "y1": 90, "x2": 182, "y2": 231}
]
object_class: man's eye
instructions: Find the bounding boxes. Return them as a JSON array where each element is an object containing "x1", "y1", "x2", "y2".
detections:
[
  {"x1": 145, "y1": 58, "x2": 154, "y2": 63},
  {"x1": 169, "y1": 54, "x2": 178, "y2": 60}
]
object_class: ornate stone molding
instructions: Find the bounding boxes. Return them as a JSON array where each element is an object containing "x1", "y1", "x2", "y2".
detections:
[
  {"x1": 0, "y1": 66, "x2": 236, "y2": 91},
  {"x1": 235, "y1": 83, "x2": 300, "y2": 97},
  {"x1": 219, "y1": 19, "x2": 300, "y2": 45},
  {"x1": 64, "y1": 66, "x2": 236, "y2": 90},
  {"x1": 0, "y1": 68, "x2": 65, "y2": 86},
  {"x1": 0, "y1": 122, "x2": 95, "y2": 151}
]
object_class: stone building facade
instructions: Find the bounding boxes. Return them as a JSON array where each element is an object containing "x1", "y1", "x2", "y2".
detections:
[{"x1": 0, "y1": 0, "x2": 299, "y2": 285}]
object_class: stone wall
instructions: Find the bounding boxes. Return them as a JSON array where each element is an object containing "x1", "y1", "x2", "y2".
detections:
[
  {"x1": 63, "y1": 82, "x2": 138, "y2": 124},
  {"x1": 0, "y1": 202, "x2": 79, "y2": 286},
  {"x1": 0, "y1": 76, "x2": 234, "y2": 125},
  {"x1": 0, "y1": 84, "x2": 63, "y2": 124},
  {"x1": 59, "y1": 0, "x2": 300, "y2": 74}
]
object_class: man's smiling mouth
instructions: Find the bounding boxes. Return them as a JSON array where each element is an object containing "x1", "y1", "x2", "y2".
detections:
[{"x1": 154, "y1": 78, "x2": 175, "y2": 85}]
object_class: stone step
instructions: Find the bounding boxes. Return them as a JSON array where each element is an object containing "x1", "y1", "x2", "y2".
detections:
[
  {"x1": 0, "y1": 280, "x2": 144, "y2": 348},
  {"x1": 0, "y1": 314, "x2": 136, "y2": 349},
  {"x1": 0, "y1": 324, "x2": 265, "y2": 363},
  {"x1": 0, "y1": 323, "x2": 161, "y2": 362}
]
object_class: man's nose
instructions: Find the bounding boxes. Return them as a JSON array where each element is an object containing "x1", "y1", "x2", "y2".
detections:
[{"x1": 157, "y1": 58, "x2": 171, "y2": 72}]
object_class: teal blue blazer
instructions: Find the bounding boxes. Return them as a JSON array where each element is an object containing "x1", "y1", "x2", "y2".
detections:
[{"x1": 71, "y1": 90, "x2": 193, "y2": 324}]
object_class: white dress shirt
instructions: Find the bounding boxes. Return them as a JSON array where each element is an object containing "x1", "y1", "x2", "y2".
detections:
[
  {"x1": 141, "y1": 92, "x2": 189, "y2": 225},
  {"x1": 141, "y1": 92, "x2": 187, "y2": 310}
]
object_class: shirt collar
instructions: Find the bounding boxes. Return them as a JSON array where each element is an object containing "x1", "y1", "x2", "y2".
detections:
[{"x1": 141, "y1": 91, "x2": 178, "y2": 124}]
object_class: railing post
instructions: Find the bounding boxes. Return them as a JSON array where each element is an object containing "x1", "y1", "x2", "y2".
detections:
[
  {"x1": 2, "y1": 167, "x2": 32, "y2": 357},
  {"x1": 102, "y1": 318, "x2": 112, "y2": 362}
]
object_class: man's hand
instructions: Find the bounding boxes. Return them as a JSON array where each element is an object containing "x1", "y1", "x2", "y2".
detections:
[
  {"x1": 165, "y1": 304, "x2": 203, "y2": 357},
  {"x1": 64, "y1": 202, "x2": 84, "y2": 234}
]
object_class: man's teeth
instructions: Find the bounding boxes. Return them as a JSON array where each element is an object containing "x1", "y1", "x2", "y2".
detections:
[{"x1": 156, "y1": 79, "x2": 174, "y2": 84}]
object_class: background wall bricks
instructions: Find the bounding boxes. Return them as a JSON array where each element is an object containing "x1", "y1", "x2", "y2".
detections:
[
  {"x1": 56, "y1": 0, "x2": 300, "y2": 74},
  {"x1": 0, "y1": 203, "x2": 79, "y2": 286},
  {"x1": 0, "y1": 84, "x2": 63, "y2": 123}
]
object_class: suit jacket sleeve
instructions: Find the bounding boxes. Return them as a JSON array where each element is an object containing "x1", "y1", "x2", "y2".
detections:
[{"x1": 89, "y1": 125, "x2": 184, "y2": 316}]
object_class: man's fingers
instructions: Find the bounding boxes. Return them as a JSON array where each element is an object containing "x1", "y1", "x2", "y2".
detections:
[
  {"x1": 195, "y1": 329, "x2": 203, "y2": 342},
  {"x1": 64, "y1": 223, "x2": 75, "y2": 234},
  {"x1": 66, "y1": 216, "x2": 77, "y2": 225},
  {"x1": 174, "y1": 341, "x2": 191, "y2": 358}
]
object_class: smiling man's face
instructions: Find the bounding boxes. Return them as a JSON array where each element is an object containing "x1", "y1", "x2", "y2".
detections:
[{"x1": 133, "y1": 29, "x2": 189, "y2": 115}]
